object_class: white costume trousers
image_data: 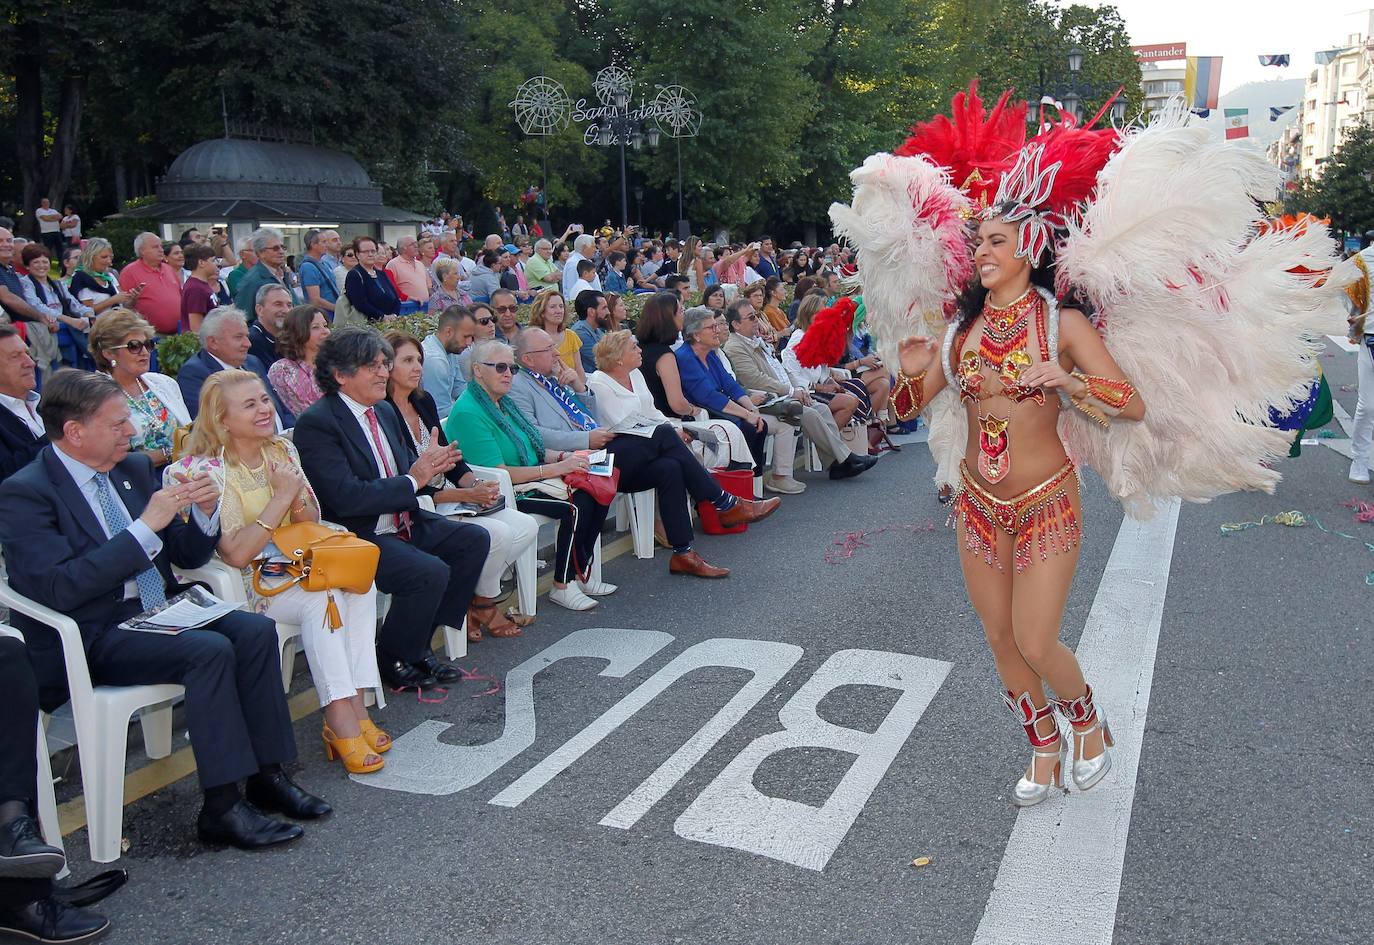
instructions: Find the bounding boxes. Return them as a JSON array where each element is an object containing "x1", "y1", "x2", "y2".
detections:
[{"x1": 1352, "y1": 336, "x2": 1374, "y2": 469}]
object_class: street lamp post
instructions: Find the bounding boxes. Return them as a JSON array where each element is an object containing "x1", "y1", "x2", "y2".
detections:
[
  {"x1": 1041, "y1": 45, "x2": 1126, "y2": 127},
  {"x1": 597, "y1": 85, "x2": 658, "y2": 232}
]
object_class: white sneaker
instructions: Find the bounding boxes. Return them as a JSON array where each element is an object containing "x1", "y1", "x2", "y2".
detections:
[
  {"x1": 549, "y1": 585, "x2": 599, "y2": 611},
  {"x1": 1351, "y1": 462, "x2": 1371, "y2": 484},
  {"x1": 576, "y1": 578, "x2": 619, "y2": 596},
  {"x1": 763, "y1": 474, "x2": 806, "y2": 495}
]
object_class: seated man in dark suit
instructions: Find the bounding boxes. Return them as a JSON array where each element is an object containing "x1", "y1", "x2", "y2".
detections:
[
  {"x1": 0, "y1": 370, "x2": 327, "y2": 852},
  {"x1": 0, "y1": 326, "x2": 47, "y2": 484},
  {"x1": 293, "y1": 327, "x2": 490, "y2": 691},
  {"x1": 176, "y1": 306, "x2": 295, "y2": 427},
  {"x1": 0, "y1": 630, "x2": 111, "y2": 945}
]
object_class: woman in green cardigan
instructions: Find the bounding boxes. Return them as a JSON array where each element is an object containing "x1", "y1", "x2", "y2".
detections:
[{"x1": 444, "y1": 339, "x2": 612, "y2": 612}]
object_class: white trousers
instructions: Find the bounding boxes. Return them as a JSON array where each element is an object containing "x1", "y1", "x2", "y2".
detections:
[
  {"x1": 263, "y1": 583, "x2": 380, "y2": 706},
  {"x1": 463, "y1": 506, "x2": 539, "y2": 598},
  {"x1": 762, "y1": 414, "x2": 797, "y2": 476},
  {"x1": 1352, "y1": 337, "x2": 1374, "y2": 469}
]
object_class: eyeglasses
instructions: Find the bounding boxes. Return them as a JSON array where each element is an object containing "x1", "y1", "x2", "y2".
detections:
[
  {"x1": 361, "y1": 358, "x2": 394, "y2": 373},
  {"x1": 526, "y1": 345, "x2": 556, "y2": 355},
  {"x1": 493, "y1": 305, "x2": 519, "y2": 313},
  {"x1": 481, "y1": 361, "x2": 516, "y2": 374},
  {"x1": 475, "y1": 316, "x2": 495, "y2": 325},
  {"x1": 110, "y1": 340, "x2": 154, "y2": 354},
  {"x1": 263, "y1": 244, "x2": 284, "y2": 252}
]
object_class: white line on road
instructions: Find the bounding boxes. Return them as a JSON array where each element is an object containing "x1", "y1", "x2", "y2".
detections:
[{"x1": 972, "y1": 498, "x2": 1181, "y2": 945}]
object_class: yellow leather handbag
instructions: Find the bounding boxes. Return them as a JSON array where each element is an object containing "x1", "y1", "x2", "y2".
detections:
[{"x1": 251, "y1": 522, "x2": 380, "y2": 629}]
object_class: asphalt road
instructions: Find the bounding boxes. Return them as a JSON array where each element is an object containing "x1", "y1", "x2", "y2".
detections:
[{"x1": 44, "y1": 339, "x2": 1373, "y2": 945}]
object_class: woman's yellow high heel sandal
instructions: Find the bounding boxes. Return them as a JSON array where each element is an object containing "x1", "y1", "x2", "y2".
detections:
[
  {"x1": 322, "y1": 724, "x2": 384, "y2": 774},
  {"x1": 357, "y1": 718, "x2": 391, "y2": 754}
]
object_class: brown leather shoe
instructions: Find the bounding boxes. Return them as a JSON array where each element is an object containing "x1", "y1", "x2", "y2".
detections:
[
  {"x1": 669, "y1": 551, "x2": 730, "y2": 578},
  {"x1": 716, "y1": 496, "x2": 781, "y2": 529}
]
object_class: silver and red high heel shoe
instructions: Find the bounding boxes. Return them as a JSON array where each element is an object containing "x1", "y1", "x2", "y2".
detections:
[
  {"x1": 1054, "y1": 684, "x2": 1116, "y2": 792},
  {"x1": 1003, "y1": 690, "x2": 1066, "y2": 807}
]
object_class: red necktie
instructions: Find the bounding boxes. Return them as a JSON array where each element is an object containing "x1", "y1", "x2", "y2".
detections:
[{"x1": 364, "y1": 407, "x2": 412, "y2": 539}]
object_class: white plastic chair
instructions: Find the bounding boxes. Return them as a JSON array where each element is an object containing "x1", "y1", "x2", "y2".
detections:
[
  {"x1": 0, "y1": 582, "x2": 182, "y2": 864},
  {"x1": 469, "y1": 463, "x2": 603, "y2": 586},
  {"x1": 35, "y1": 716, "x2": 68, "y2": 879},
  {"x1": 174, "y1": 561, "x2": 301, "y2": 694},
  {"x1": 0, "y1": 625, "x2": 67, "y2": 878},
  {"x1": 614, "y1": 490, "x2": 656, "y2": 560}
]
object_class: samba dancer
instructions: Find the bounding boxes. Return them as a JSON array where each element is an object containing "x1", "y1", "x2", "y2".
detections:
[{"x1": 825, "y1": 84, "x2": 1346, "y2": 807}]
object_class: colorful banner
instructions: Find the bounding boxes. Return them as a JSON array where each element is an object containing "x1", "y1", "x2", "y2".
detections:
[
  {"x1": 1258, "y1": 54, "x2": 1291, "y2": 67},
  {"x1": 1224, "y1": 108, "x2": 1249, "y2": 140},
  {"x1": 1132, "y1": 42, "x2": 1188, "y2": 63},
  {"x1": 1185, "y1": 56, "x2": 1224, "y2": 110},
  {"x1": 1269, "y1": 104, "x2": 1297, "y2": 121}
]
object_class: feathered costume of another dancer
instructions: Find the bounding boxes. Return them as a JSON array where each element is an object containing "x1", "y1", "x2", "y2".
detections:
[{"x1": 827, "y1": 84, "x2": 1351, "y2": 516}]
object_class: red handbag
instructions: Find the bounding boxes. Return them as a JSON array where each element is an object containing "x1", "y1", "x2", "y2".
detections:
[{"x1": 563, "y1": 467, "x2": 620, "y2": 506}]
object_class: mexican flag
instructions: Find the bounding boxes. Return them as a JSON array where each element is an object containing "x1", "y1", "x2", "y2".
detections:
[{"x1": 1224, "y1": 108, "x2": 1249, "y2": 140}]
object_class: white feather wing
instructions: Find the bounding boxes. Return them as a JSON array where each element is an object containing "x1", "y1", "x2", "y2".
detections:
[
  {"x1": 1056, "y1": 106, "x2": 1349, "y2": 518},
  {"x1": 829, "y1": 153, "x2": 971, "y2": 487}
]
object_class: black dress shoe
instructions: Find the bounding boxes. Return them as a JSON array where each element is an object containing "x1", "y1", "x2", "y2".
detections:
[
  {"x1": 380, "y1": 657, "x2": 437, "y2": 691},
  {"x1": 196, "y1": 800, "x2": 302, "y2": 850},
  {"x1": 415, "y1": 653, "x2": 462, "y2": 684},
  {"x1": 0, "y1": 815, "x2": 65, "y2": 879},
  {"x1": 829, "y1": 456, "x2": 865, "y2": 480},
  {"x1": 245, "y1": 772, "x2": 332, "y2": 820},
  {"x1": 0, "y1": 897, "x2": 109, "y2": 944},
  {"x1": 853, "y1": 453, "x2": 880, "y2": 469}
]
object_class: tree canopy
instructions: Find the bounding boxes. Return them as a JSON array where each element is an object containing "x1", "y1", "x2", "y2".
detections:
[
  {"x1": 0, "y1": 0, "x2": 1142, "y2": 241},
  {"x1": 1286, "y1": 121, "x2": 1374, "y2": 240}
]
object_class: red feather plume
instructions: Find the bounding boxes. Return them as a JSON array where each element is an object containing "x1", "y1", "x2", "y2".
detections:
[
  {"x1": 1025, "y1": 121, "x2": 1121, "y2": 219},
  {"x1": 795, "y1": 298, "x2": 856, "y2": 369},
  {"x1": 897, "y1": 81, "x2": 1028, "y2": 208}
]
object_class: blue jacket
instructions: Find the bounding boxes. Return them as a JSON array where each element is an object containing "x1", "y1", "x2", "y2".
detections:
[
  {"x1": 675, "y1": 346, "x2": 745, "y2": 413},
  {"x1": 176, "y1": 349, "x2": 295, "y2": 427},
  {"x1": 0, "y1": 447, "x2": 219, "y2": 706}
]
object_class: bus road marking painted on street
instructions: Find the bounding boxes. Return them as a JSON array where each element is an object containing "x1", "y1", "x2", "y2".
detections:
[{"x1": 973, "y1": 498, "x2": 1181, "y2": 945}]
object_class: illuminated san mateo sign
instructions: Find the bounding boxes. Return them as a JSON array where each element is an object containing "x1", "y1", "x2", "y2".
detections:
[
  {"x1": 510, "y1": 65, "x2": 701, "y2": 147},
  {"x1": 1132, "y1": 42, "x2": 1188, "y2": 63}
]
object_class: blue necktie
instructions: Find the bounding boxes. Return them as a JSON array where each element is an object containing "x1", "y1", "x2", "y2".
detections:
[{"x1": 93, "y1": 473, "x2": 168, "y2": 612}]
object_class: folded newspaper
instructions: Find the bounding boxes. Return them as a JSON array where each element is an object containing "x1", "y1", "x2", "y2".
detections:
[
  {"x1": 118, "y1": 585, "x2": 244, "y2": 634},
  {"x1": 434, "y1": 494, "x2": 508, "y2": 517},
  {"x1": 607, "y1": 414, "x2": 665, "y2": 437}
]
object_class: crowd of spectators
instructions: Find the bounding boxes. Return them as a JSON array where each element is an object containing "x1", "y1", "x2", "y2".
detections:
[{"x1": 0, "y1": 206, "x2": 899, "y2": 943}]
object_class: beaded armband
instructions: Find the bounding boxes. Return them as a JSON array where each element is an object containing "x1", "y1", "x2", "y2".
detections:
[
  {"x1": 893, "y1": 371, "x2": 928, "y2": 421},
  {"x1": 1069, "y1": 372, "x2": 1136, "y2": 427}
]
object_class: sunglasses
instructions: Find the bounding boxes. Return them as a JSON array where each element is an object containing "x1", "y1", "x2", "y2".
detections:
[
  {"x1": 481, "y1": 361, "x2": 516, "y2": 374},
  {"x1": 111, "y1": 340, "x2": 154, "y2": 354},
  {"x1": 493, "y1": 305, "x2": 519, "y2": 313},
  {"x1": 475, "y1": 316, "x2": 495, "y2": 325}
]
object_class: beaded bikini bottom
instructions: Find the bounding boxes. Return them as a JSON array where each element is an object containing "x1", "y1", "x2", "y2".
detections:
[{"x1": 950, "y1": 458, "x2": 1080, "y2": 572}]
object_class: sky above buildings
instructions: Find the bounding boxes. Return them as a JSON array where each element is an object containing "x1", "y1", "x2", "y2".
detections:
[{"x1": 1078, "y1": 0, "x2": 1373, "y2": 93}]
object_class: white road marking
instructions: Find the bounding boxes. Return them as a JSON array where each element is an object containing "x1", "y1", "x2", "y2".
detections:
[
  {"x1": 972, "y1": 498, "x2": 1181, "y2": 945},
  {"x1": 1326, "y1": 400, "x2": 1356, "y2": 460},
  {"x1": 674, "y1": 649, "x2": 951, "y2": 871}
]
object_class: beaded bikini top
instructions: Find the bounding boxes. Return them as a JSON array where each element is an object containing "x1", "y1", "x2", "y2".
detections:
[{"x1": 951, "y1": 288, "x2": 1051, "y2": 406}]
